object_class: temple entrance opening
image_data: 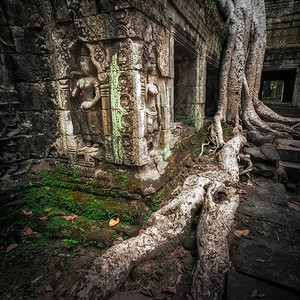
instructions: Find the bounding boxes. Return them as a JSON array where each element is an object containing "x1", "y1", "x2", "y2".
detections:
[
  {"x1": 259, "y1": 69, "x2": 296, "y2": 103},
  {"x1": 174, "y1": 40, "x2": 197, "y2": 126},
  {"x1": 205, "y1": 64, "x2": 219, "y2": 118}
]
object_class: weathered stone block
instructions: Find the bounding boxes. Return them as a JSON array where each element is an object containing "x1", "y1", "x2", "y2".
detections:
[
  {"x1": 15, "y1": 82, "x2": 55, "y2": 111},
  {"x1": 27, "y1": 133, "x2": 51, "y2": 158},
  {"x1": 10, "y1": 54, "x2": 51, "y2": 82}
]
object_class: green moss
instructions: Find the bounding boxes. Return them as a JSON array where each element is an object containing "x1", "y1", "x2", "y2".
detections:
[
  {"x1": 161, "y1": 145, "x2": 172, "y2": 161},
  {"x1": 109, "y1": 53, "x2": 128, "y2": 164}
]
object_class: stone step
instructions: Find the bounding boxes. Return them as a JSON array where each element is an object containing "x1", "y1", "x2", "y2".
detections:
[
  {"x1": 276, "y1": 139, "x2": 300, "y2": 148},
  {"x1": 281, "y1": 160, "x2": 300, "y2": 170},
  {"x1": 277, "y1": 146, "x2": 300, "y2": 163},
  {"x1": 280, "y1": 161, "x2": 300, "y2": 183},
  {"x1": 276, "y1": 139, "x2": 300, "y2": 163}
]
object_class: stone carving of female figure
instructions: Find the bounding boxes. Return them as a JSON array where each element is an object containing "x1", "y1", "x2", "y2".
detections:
[
  {"x1": 71, "y1": 46, "x2": 102, "y2": 149},
  {"x1": 146, "y1": 66, "x2": 160, "y2": 154}
]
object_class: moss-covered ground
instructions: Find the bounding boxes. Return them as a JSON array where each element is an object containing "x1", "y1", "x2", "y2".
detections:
[{"x1": 0, "y1": 130, "x2": 209, "y2": 299}]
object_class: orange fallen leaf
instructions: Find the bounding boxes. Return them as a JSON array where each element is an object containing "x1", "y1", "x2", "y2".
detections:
[
  {"x1": 22, "y1": 226, "x2": 33, "y2": 236},
  {"x1": 6, "y1": 243, "x2": 18, "y2": 253},
  {"x1": 288, "y1": 202, "x2": 300, "y2": 211},
  {"x1": 234, "y1": 229, "x2": 249, "y2": 237},
  {"x1": 62, "y1": 214, "x2": 78, "y2": 220},
  {"x1": 109, "y1": 217, "x2": 120, "y2": 227},
  {"x1": 139, "y1": 229, "x2": 144, "y2": 235}
]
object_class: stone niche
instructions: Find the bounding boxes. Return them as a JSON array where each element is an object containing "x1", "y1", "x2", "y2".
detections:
[{"x1": 0, "y1": 0, "x2": 225, "y2": 194}]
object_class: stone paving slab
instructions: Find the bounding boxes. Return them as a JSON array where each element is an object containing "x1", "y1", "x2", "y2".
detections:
[
  {"x1": 232, "y1": 213, "x2": 300, "y2": 254},
  {"x1": 230, "y1": 238, "x2": 300, "y2": 292},
  {"x1": 227, "y1": 270, "x2": 299, "y2": 300},
  {"x1": 229, "y1": 182, "x2": 300, "y2": 297},
  {"x1": 237, "y1": 199, "x2": 300, "y2": 231}
]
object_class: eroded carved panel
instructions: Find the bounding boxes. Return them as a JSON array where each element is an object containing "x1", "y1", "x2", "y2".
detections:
[{"x1": 69, "y1": 43, "x2": 104, "y2": 160}]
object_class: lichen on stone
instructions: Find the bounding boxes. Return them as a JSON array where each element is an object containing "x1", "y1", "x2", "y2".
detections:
[{"x1": 109, "y1": 53, "x2": 128, "y2": 164}]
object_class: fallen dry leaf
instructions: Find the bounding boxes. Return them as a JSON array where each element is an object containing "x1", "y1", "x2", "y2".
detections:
[
  {"x1": 39, "y1": 216, "x2": 49, "y2": 221},
  {"x1": 44, "y1": 186, "x2": 51, "y2": 191},
  {"x1": 163, "y1": 286, "x2": 176, "y2": 294},
  {"x1": 113, "y1": 237, "x2": 124, "y2": 245},
  {"x1": 234, "y1": 229, "x2": 249, "y2": 237},
  {"x1": 237, "y1": 189, "x2": 247, "y2": 194},
  {"x1": 45, "y1": 284, "x2": 54, "y2": 292},
  {"x1": 139, "y1": 229, "x2": 144, "y2": 235},
  {"x1": 54, "y1": 211, "x2": 66, "y2": 216},
  {"x1": 6, "y1": 243, "x2": 18, "y2": 253},
  {"x1": 256, "y1": 258, "x2": 265, "y2": 263},
  {"x1": 176, "y1": 274, "x2": 182, "y2": 285},
  {"x1": 62, "y1": 214, "x2": 78, "y2": 220},
  {"x1": 288, "y1": 202, "x2": 300, "y2": 211},
  {"x1": 257, "y1": 293, "x2": 266, "y2": 298},
  {"x1": 22, "y1": 226, "x2": 33, "y2": 236},
  {"x1": 109, "y1": 217, "x2": 120, "y2": 227},
  {"x1": 176, "y1": 261, "x2": 183, "y2": 273},
  {"x1": 250, "y1": 289, "x2": 258, "y2": 297},
  {"x1": 6, "y1": 225, "x2": 14, "y2": 233},
  {"x1": 31, "y1": 276, "x2": 43, "y2": 284},
  {"x1": 22, "y1": 209, "x2": 33, "y2": 216},
  {"x1": 55, "y1": 270, "x2": 62, "y2": 281}
]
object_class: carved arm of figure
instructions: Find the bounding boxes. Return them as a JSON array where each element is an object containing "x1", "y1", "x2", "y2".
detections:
[
  {"x1": 70, "y1": 70, "x2": 83, "y2": 98},
  {"x1": 80, "y1": 78, "x2": 101, "y2": 111},
  {"x1": 71, "y1": 82, "x2": 80, "y2": 98}
]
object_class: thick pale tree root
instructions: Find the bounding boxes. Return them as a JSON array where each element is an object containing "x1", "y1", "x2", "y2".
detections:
[
  {"x1": 192, "y1": 134, "x2": 245, "y2": 299},
  {"x1": 70, "y1": 175, "x2": 208, "y2": 299},
  {"x1": 70, "y1": 134, "x2": 245, "y2": 300}
]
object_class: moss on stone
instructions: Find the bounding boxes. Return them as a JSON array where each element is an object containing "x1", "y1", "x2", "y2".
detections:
[{"x1": 109, "y1": 54, "x2": 128, "y2": 164}]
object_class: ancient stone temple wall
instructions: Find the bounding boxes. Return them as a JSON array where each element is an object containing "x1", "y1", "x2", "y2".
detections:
[
  {"x1": 0, "y1": 0, "x2": 225, "y2": 193},
  {"x1": 263, "y1": 0, "x2": 300, "y2": 106}
]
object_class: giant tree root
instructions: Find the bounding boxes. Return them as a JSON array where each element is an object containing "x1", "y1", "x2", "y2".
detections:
[{"x1": 70, "y1": 134, "x2": 246, "y2": 300}]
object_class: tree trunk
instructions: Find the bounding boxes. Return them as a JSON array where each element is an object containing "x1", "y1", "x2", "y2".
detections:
[{"x1": 213, "y1": 0, "x2": 299, "y2": 146}]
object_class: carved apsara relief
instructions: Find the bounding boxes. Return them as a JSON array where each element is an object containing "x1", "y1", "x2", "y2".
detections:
[
  {"x1": 69, "y1": 43, "x2": 103, "y2": 154},
  {"x1": 144, "y1": 45, "x2": 161, "y2": 155}
]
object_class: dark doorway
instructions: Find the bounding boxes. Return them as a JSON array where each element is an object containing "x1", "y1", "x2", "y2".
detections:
[
  {"x1": 174, "y1": 40, "x2": 197, "y2": 126},
  {"x1": 205, "y1": 64, "x2": 219, "y2": 117},
  {"x1": 259, "y1": 70, "x2": 296, "y2": 103}
]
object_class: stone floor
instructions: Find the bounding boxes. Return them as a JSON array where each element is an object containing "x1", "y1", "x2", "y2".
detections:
[
  {"x1": 265, "y1": 102, "x2": 300, "y2": 117},
  {"x1": 228, "y1": 180, "x2": 300, "y2": 299}
]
